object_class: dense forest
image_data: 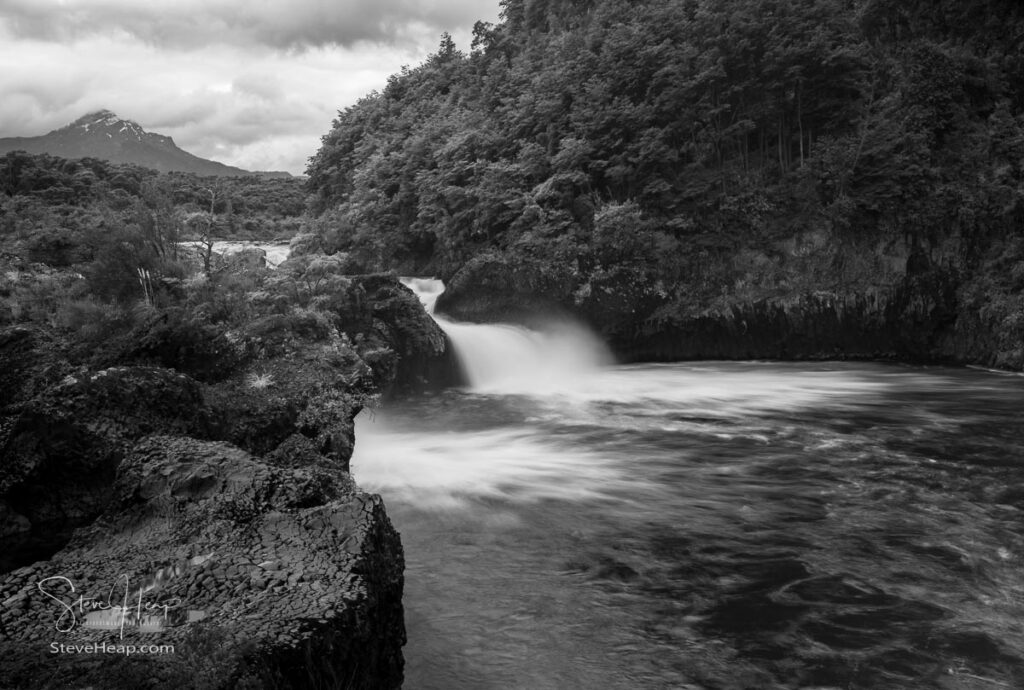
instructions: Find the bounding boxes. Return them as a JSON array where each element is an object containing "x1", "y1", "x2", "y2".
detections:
[{"x1": 306, "y1": 0, "x2": 1024, "y2": 368}]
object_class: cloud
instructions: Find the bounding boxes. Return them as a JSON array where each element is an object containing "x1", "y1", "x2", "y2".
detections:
[
  {"x1": 0, "y1": 0, "x2": 490, "y2": 50},
  {"x1": 0, "y1": 2, "x2": 499, "y2": 173},
  {"x1": 0, "y1": 38, "x2": 414, "y2": 173}
]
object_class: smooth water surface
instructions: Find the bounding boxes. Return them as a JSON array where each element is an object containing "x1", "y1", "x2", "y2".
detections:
[{"x1": 352, "y1": 362, "x2": 1024, "y2": 689}]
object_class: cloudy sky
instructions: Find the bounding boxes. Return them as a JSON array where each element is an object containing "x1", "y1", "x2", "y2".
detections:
[{"x1": 0, "y1": 0, "x2": 500, "y2": 175}]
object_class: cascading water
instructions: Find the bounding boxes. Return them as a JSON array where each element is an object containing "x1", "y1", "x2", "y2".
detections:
[
  {"x1": 350, "y1": 279, "x2": 1024, "y2": 690},
  {"x1": 399, "y1": 277, "x2": 446, "y2": 314},
  {"x1": 399, "y1": 277, "x2": 611, "y2": 394}
]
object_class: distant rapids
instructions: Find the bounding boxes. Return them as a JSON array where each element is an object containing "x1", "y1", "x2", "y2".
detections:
[{"x1": 179, "y1": 240, "x2": 290, "y2": 268}]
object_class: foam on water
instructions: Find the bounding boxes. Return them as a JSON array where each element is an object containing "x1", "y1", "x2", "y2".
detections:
[
  {"x1": 433, "y1": 318, "x2": 612, "y2": 394},
  {"x1": 350, "y1": 363, "x2": 895, "y2": 508},
  {"x1": 212, "y1": 241, "x2": 291, "y2": 268},
  {"x1": 353, "y1": 411, "x2": 630, "y2": 509}
]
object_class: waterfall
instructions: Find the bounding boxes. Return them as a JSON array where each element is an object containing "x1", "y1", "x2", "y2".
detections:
[
  {"x1": 400, "y1": 278, "x2": 611, "y2": 394},
  {"x1": 400, "y1": 277, "x2": 445, "y2": 315}
]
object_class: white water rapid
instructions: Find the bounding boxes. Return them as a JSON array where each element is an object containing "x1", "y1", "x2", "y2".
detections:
[{"x1": 398, "y1": 277, "x2": 611, "y2": 394}]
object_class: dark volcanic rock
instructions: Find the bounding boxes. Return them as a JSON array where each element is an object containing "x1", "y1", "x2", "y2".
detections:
[
  {"x1": 0, "y1": 366, "x2": 212, "y2": 572},
  {"x1": 0, "y1": 268, "x2": 453, "y2": 687},
  {"x1": 0, "y1": 436, "x2": 405, "y2": 689},
  {"x1": 347, "y1": 274, "x2": 462, "y2": 395},
  {"x1": 0, "y1": 325, "x2": 72, "y2": 411},
  {"x1": 620, "y1": 272, "x2": 960, "y2": 364},
  {"x1": 200, "y1": 338, "x2": 369, "y2": 469}
]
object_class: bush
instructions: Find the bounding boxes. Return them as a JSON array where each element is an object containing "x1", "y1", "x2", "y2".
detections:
[
  {"x1": 242, "y1": 308, "x2": 334, "y2": 359},
  {"x1": 0, "y1": 263, "x2": 89, "y2": 326}
]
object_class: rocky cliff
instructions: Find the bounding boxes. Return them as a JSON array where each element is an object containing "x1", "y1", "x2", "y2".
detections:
[{"x1": 0, "y1": 270, "x2": 445, "y2": 688}]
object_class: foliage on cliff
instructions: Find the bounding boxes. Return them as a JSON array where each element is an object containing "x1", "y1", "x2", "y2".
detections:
[{"x1": 306, "y1": 0, "x2": 1024, "y2": 365}]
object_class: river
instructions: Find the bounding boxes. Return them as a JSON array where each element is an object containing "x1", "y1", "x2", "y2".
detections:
[{"x1": 350, "y1": 282, "x2": 1024, "y2": 689}]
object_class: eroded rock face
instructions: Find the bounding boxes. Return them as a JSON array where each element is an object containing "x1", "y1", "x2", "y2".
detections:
[{"x1": 0, "y1": 436, "x2": 405, "y2": 689}]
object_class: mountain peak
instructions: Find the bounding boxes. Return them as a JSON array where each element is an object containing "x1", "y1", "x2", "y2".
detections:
[
  {"x1": 66, "y1": 110, "x2": 145, "y2": 139},
  {"x1": 0, "y1": 111, "x2": 284, "y2": 178}
]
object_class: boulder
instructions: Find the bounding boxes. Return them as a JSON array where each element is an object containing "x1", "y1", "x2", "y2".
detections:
[
  {"x1": 344, "y1": 274, "x2": 462, "y2": 395},
  {"x1": 202, "y1": 346, "x2": 366, "y2": 467},
  {"x1": 0, "y1": 435, "x2": 405, "y2": 689}
]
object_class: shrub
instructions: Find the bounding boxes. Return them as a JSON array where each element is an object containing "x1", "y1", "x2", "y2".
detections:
[{"x1": 106, "y1": 307, "x2": 246, "y2": 382}]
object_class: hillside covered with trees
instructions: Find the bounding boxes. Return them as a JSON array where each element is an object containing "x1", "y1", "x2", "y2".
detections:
[
  {"x1": 2, "y1": 152, "x2": 306, "y2": 263},
  {"x1": 306, "y1": 0, "x2": 1024, "y2": 369}
]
